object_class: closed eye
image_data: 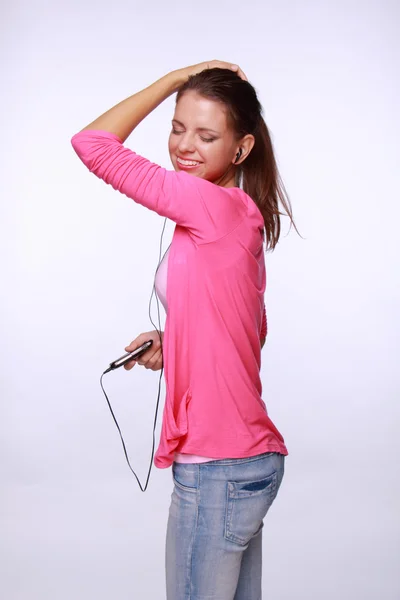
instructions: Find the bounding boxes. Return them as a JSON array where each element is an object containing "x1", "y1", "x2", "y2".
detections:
[{"x1": 171, "y1": 128, "x2": 216, "y2": 143}]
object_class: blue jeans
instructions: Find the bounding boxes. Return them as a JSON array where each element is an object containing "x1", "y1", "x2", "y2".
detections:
[{"x1": 165, "y1": 451, "x2": 285, "y2": 600}]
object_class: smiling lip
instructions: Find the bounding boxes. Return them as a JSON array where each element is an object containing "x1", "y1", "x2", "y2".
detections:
[{"x1": 176, "y1": 156, "x2": 202, "y2": 169}]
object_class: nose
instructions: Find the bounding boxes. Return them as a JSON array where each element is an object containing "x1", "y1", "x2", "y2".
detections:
[{"x1": 177, "y1": 132, "x2": 196, "y2": 154}]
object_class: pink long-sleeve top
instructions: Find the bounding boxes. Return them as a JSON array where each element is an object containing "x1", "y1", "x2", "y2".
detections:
[
  {"x1": 71, "y1": 130, "x2": 288, "y2": 468},
  {"x1": 155, "y1": 246, "x2": 219, "y2": 463},
  {"x1": 155, "y1": 246, "x2": 268, "y2": 464}
]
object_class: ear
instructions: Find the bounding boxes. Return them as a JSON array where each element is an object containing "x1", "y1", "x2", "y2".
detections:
[{"x1": 233, "y1": 134, "x2": 255, "y2": 165}]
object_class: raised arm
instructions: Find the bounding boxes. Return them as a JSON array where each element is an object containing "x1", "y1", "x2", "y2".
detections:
[
  {"x1": 71, "y1": 130, "x2": 247, "y2": 242},
  {"x1": 74, "y1": 61, "x2": 247, "y2": 143},
  {"x1": 71, "y1": 62, "x2": 251, "y2": 242},
  {"x1": 76, "y1": 70, "x2": 182, "y2": 143},
  {"x1": 71, "y1": 64, "x2": 253, "y2": 241}
]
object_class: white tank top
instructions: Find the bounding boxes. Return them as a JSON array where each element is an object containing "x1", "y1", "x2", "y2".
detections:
[{"x1": 154, "y1": 247, "x2": 170, "y2": 312}]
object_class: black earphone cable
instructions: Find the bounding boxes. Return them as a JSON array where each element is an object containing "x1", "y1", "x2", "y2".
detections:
[{"x1": 99, "y1": 217, "x2": 169, "y2": 491}]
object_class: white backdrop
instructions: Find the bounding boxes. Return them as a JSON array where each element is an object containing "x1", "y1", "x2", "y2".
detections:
[{"x1": 1, "y1": 1, "x2": 399, "y2": 598}]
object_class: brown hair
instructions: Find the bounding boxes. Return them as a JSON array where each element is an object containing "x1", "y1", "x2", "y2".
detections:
[{"x1": 176, "y1": 68, "x2": 299, "y2": 250}]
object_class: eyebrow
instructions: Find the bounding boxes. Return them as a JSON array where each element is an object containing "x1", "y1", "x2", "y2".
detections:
[{"x1": 172, "y1": 119, "x2": 220, "y2": 135}]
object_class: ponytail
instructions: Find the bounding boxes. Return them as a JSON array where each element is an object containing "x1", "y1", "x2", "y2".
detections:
[{"x1": 238, "y1": 116, "x2": 297, "y2": 250}]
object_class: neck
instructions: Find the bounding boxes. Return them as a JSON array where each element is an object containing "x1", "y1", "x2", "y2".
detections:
[{"x1": 213, "y1": 163, "x2": 237, "y2": 188}]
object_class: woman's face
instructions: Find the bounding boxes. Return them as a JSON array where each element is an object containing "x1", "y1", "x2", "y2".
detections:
[{"x1": 168, "y1": 91, "x2": 239, "y2": 188}]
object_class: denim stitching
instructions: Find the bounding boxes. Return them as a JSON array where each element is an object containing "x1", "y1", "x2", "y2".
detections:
[
  {"x1": 204, "y1": 451, "x2": 278, "y2": 467},
  {"x1": 224, "y1": 471, "x2": 278, "y2": 546},
  {"x1": 187, "y1": 465, "x2": 200, "y2": 600}
]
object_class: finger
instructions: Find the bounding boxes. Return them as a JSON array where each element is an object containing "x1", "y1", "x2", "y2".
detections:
[
  {"x1": 153, "y1": 336, "x2": 162, "y2": 349},
  {"x1": 124, "y1": 332, "x2": 148, "y2": 352},
  {"x1": 136, "y1": 348, "x2": 156, "y2": 365},
  {"x1": 229, "y1": 64, "x2": 248, "y2": 81},
  {"x1": 144, "y1": 351, "x2": 162, "y2": 369},
  {"x1": 129, "y1": 332, "x2": 162, "y2": 353},
  {"x1": 148, "y1": 356, "x2": 163, "y2": 371},
  {"x1": 145, "y1": 349, "x2": 162, "y2": 369},
  {"x1": 124, "y1": 342, "x2": 141, "y2": 353},
  {"x1": 150, "y1": 359, "x2": 162, "y2": 371},
  {"x1": 124, "y1": 359, "x2": 137, "y2": 370},
  {"x1": 206, "y1": 60, "x2": 247, "y2": 81},
  {"x1": 217, "y1": 61, "x2": 247, "y2": 80},
  {"x1": 211, "y1": 60, "x2": 235, "y2": 72},
  {"x1": 140, "y1": 348, "x2": 161, "y2": 368}
]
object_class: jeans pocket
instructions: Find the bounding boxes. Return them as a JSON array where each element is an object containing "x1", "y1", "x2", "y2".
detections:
[
  {"x1": 172, "y1": 463, "x2": 198, "y2": 493},
  {"x1": 224, "y1": 471, "x2": 278, "y2": 546}
]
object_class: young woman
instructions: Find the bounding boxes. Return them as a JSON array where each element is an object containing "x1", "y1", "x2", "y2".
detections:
[{"x1": 71, "y1": 59, "x2": 296, "y2": 600}]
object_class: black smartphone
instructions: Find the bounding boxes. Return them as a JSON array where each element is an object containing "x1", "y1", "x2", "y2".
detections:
[{"x1": 108, "y1": 340, "x2": 153, "y2": 371}]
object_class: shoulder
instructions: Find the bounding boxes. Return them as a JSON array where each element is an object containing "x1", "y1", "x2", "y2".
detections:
[{"x1": 179, "y1": 174, "x2": 250, "y2": 213}]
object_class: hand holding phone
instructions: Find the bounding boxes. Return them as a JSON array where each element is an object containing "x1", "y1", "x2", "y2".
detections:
[
  {"x1": 123, "y1": 330, "x2": 164, "y2": 372},
  {"x1": 105, "y1": 340, "x2": 153, "y2": 374}
]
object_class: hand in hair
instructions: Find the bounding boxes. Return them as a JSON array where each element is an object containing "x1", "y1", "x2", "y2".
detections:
[{"x1": 179, "y1": 60, "x2": 248, "y2": 82}]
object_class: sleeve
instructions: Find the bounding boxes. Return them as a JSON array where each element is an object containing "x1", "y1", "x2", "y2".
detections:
[
  {"x1": 260, "y1": 303, "x2": 267, "y2": 340},
  {"x1": 70, "y1": 129, "x2": 247, "y2": 243}
]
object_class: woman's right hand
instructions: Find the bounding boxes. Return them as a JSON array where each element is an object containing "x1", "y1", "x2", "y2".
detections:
[
  {"x1": 124, "y1": 330, "x2": 164, "y2": 371},
  {"x1": 175, "y1": 60, "x2": 248, "y2": 87}
]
